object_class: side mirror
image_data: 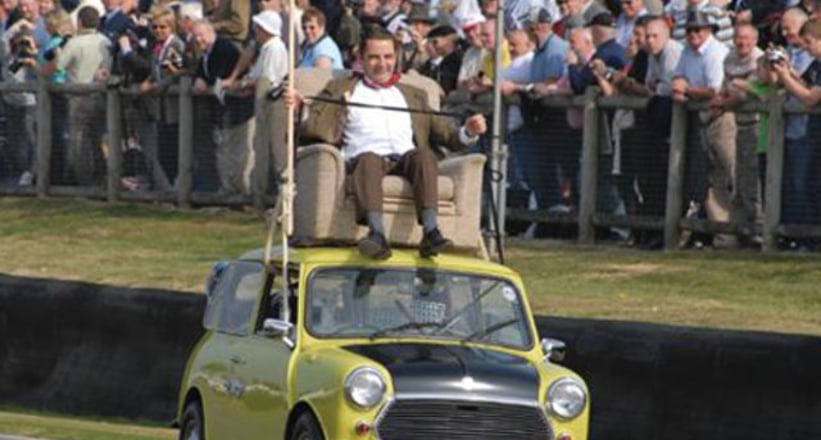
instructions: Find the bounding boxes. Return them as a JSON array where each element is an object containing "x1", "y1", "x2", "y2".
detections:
[
  {"x1": 262, "y1": 318, "x2": 295, "y2": 348},
  {"x1": 541, "y1": 338, "x2": 566, "y2": 363}
]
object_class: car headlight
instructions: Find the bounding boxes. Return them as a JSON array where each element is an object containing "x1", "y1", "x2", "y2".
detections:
[
  {"x1": 546, "y1": 377, "x2": 587, "y2": 420},
  {"x1": 345, "y1": 367, "x2": 386, "y2": 409}
]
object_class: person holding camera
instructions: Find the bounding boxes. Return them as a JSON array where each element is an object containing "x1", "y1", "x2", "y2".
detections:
[
  {"x1": 773, "y1": 17, "x2": 821, "y2": 238},
  {"x1": 2, "y1": 27, "x2": 38, "y2": 187}
]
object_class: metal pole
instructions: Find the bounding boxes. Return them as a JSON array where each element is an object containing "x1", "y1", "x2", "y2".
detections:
[{"x1": 488, "y1": 0, "x2": 507, "y2": 257}]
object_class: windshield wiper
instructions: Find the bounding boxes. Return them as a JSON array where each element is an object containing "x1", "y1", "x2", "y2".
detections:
[
  {"x1": 462, "y1": 318, "x2": 519, "y2": 343},
  {"x1": 370, "y1": 321, "x2": 445, "y2": 340}
]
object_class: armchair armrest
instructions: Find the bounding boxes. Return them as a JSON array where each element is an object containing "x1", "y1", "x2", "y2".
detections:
[
  {"x1": 438, "y1": 153, "x2": 486, "y2": 214},
  {"x1": 293, "y1": 143, "x2": 348, "y2": 240}
]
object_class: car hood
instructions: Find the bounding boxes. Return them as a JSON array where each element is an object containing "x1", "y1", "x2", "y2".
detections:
[{"x1": 343, "y1": 343, "x2": 539, "y2": 403}]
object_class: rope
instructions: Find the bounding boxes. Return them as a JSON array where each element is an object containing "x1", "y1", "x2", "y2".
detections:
[{"x1": 303, "y1": 94, "x2": 469, "y2": 119}]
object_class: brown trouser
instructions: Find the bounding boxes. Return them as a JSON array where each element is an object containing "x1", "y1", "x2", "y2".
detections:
[{"x1": 349, "y1": 149, "x2": 438, "y2": 225}]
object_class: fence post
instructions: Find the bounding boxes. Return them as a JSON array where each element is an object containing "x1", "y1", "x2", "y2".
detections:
[
  {"x1": 762, "y1": 93, "x2": 786, "y2": 252},
  {"x1": 253, "y1": 97, "x2": 269, "y2": 211},
  {"x1": 177, "y1": 76, "x2": 194, "y2": 208},
  {"x1": 106, "y1": 80, "x2": 123, "y2": 202},
  {"x1": 664, "y1": 101, "x2": 688, "y2": 250},
  {"x1": 35, "y1": 76, "x2": 52, "y2": 198},
  {"x1": 578, "y1": 87, "x2": 600, "y2": 245}
]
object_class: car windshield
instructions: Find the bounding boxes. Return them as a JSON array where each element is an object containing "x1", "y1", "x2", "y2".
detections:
[{"x1": 306, "y1": 267, "x2": 533, "y2": 350}]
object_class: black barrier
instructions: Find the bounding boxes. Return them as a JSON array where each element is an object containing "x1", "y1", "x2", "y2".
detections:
[
  {"x1": 1, "y1": 275, "x2": 820, "y2": 439},
  {"x1": 0, "y1": 274, "x2": 204, "y2": 421}
]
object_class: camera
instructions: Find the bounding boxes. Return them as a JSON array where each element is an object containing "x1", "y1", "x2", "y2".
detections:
[
  {"x1": 9, "y1": 31, "x2": 37, "y2": 74},
  {"x1": 766, "y1": 47, "x2": 787, "y2": 64},
  {"x1": 163, "y1": 49, "x2": 184, "y2": 70},
  {"x1": 43, "y1": 35, "x2": 71, "y2": 62}
]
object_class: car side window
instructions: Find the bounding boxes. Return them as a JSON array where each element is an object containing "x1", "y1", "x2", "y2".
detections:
[
  {"x1": 255, "y1": 265, "x2": 300, "y2": 330},
  {"x1": 203, "y1": 261, "x2": 264, "y2": 336}
]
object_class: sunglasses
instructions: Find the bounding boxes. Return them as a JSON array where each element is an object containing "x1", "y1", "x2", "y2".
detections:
[{"x1": 152, "y1": 24, "x2": 169, "y2": 30}]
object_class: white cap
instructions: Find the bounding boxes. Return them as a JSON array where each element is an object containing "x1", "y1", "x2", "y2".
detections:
[
  {"x1": 455, "y1": 0, "x2": 485, "y2": 29},
  {"x1": 180, "y1": 2, "x2": 204, "y2": 20},
  {"x1": 253, "y1": 10, "x2": 282, "y2": 37}
]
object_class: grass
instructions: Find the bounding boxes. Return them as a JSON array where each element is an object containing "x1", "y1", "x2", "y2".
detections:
[
  {"x1": 1, "y1": 197, "x2": 820, "y2": 338},
  {"x1": 0, "y1": 196, "x2": 820, "y2": 439},
  {"x1": 0, "y1": 408, "x2": 175, "y2": 440}
]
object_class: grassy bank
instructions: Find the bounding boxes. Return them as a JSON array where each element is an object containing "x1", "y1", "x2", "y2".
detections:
[
  {"x1": 1, "y1": 197, "x2": 819, "y2": 335},
  {"x1": 0, "y1": 409, "x2": 174, "y2": 440}
]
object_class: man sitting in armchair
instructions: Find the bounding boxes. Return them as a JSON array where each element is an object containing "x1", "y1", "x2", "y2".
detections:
[{"x1": 286, "y1": 25, "x2": 487, "y2": 260}]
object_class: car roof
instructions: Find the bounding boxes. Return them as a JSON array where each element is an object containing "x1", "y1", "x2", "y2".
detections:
[{"x1": 238, "y1": 246, "x2": 519, "y2": 278}]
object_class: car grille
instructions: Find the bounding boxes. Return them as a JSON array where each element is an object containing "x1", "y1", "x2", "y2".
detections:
[{"x1": 376, "y1": 399, "x2": 553, "y2": 440}]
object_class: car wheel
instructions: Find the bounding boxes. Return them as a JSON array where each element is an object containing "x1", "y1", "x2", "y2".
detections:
[
  {"x1": 179, "y1": 400, "x2": 206, "y2": 440},
  {"x1": 290, "y1": 411, "x2": 324, "y2": 440}
]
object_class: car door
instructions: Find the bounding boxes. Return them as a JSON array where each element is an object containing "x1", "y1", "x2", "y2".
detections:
[
  {"x1": 232, "y1": 264, "x2": 298, "y2": 440},
  {"x1": 200, "y1": 261, "x2": 265, "y2": 440}
]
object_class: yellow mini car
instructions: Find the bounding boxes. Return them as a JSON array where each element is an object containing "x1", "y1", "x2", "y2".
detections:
[{"x1": 176, "y1": 246, "x2": 589, "y2": 440}]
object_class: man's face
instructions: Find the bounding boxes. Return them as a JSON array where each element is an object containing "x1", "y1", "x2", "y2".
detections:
[
  {"x1": 360, "y1": 0, "x2": 379, "y2": 17},
  {"x1": 480, "y1": 22, "x2": 496, "y2": 50},
  {"x1": 152, "y1": 19, "x2": 172, "y2": 41},
  {"x1": 362, "y1": 38, "x2": 396, "y2": 83},
  {"x1": 802, "y1": 33, "x2": 821, "y2": 57},
  {"x1": 563, "y1": 0, "x2": 583, "y2": 16},
  {"x1": 409, "y1": 21, "x2": 431, "y2": 38},
  {"x1": 193, "y1": 24, "x2": 215, "y2": 50},
  {"x1": 734, "y1": 26, "x2": 757, "y2": 57},
  {"x1": 430, "y1": 35, "x2": 454, "y2": 56},
  {"x1": 569, "y1": 32, "x2": 593, "y2": 58},
  {"x1": 628, "y1": 24, "x2": 647, "y2": 56},
  {"x1": 464, "y1": 24, "x2": 483, "y2": 48},
  {"x1": 507, "y1": 32, "x2": 532, "y2": 58},
  {"x1": 782, "y1": 16, "x2": 804, "y2": 46},
  {"x1": 19, "y1": 0, "x2": 39, "y2": 21},
  {"x1": 685, "y1": 26, "x2": 709, "y2": 50},
  {"x1": 620, "y1": 0, "x2": 643, "y2": 19},
  {"x1": 303, "y1": 17, "x2": 324, "y2": 43},
  {"x1": 645, "y1": 21, "x2": 668, "y2": 55},
  {"x1": 533, "y1": 21, "x2": 552, "y2": 40}
]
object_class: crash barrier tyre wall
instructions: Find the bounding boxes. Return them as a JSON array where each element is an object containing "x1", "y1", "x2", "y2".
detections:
[
  {"x1": 0, "y1": 274, "x2": 205, "y2": 421},
  {"x1": 1, "y1": 274, "x2": 820, "y2": 439},
  {"x1": 537, "y1": 316, "x2": 821, "y2": 440}
]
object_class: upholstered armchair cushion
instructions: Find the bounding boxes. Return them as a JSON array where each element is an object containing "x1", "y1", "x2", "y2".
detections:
[{"x1": 289, "y1": 68, "x2": 485, "y2": 253}]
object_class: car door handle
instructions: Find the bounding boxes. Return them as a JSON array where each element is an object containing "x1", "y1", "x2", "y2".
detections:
[{"x1": 230, "y1": 354, "x2": 246, "y2": 365}]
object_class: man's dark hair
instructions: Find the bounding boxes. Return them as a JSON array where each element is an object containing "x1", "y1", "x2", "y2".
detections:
[
  {"x1": 359, "y1": 23, "x2": 399, "y2": 54},
  {"x1": 635, "y1": 14, "x2": 657, "y2": 28},
  {"x1": 78, "y1": 6, "x2": 101, "y2": 29}
]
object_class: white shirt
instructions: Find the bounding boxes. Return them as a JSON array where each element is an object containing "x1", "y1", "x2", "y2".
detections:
[
  {"x1": 502, "y1": 51, "x2": 534, "y2": 131},
  {"x1": 342, "y1": 82, "x2": 416, "y2": 161},
  {"x1": 248, "y1": 36, "x2": 288, "y2": 86},
  {"x1": 458, "y1": 46, "x2": 487, "y2": 82},
  {"x1": 674, "y1": 35, "x2": 728, "y2": 91}
]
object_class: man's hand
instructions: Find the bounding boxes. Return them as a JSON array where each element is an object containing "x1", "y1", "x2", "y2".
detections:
[
  {"x1": 500, "y1": 80, "x2": 518, "y2": 96},
  {"x1": 671, "y1": 77, "x2": 689, "y2": 103},
  {"x1": 139, "y1": 80, "x2": 155, "y2": 95},
  {"x1": 284, "y1": 86, "x2": 304, "y2": 109},
  {"x1": 194, "y1": 78, "x2": 208, "y2": 92},
  {"x1": 464, "y1": 114, "x2": 487, "y2": 137},
  {"x1": 771, "y1": 59, "x2": 791, "y2": 79}
]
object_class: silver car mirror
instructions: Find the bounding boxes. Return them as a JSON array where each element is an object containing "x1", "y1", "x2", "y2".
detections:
[
  {"x1": 262, "y1": 318, "x2": 295, "y2": 348},
  {"x1": 541, "y1": 338, "x2": 566, "y2": 363}
]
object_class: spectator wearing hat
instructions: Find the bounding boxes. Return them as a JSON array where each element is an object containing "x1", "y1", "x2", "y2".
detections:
[
  {"x1": 555, "y1": 0, "x2": 608, "y2": 36},
  {"x1": 614, "y1": 0, "x2": 647, "y2": 48},
  {"x1": 379, "y1": 0, "x2": 410, "y2": 43},
  {"x1": 231, "y1": 10, "x2": 289, "y2": 188},
  {"x1": 504, "y1": 0, "x2": 561, "y2": 31},
  {"x1": 671, "y1": 10, "x2": 735, "y2": 248},
  {"x1": 527, "y1": 7, "x2": 568, "y2": 93},
  {"x1": 298, "y1": 7, "x2": 344, "y2": 69},
  {"x1": 420, "y1": 24, "x2": 462, "y2": 94},
  {"x1": 456, "y1": 13, "x2": 487, "y2": 89},
  {"x1": 402, "y1": 2, "x2": 434, "y2": 72},
  {"x1": 665, "y1": 0, "x2": 734, "y2": 47},
  {"x1": 177, "y1": 1, "x2": 204, "y2": 73}
]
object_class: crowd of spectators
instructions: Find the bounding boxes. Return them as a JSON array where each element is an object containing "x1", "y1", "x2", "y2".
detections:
[{"x1": 1, "y1": 0, "x2": 821, "y2": 249}]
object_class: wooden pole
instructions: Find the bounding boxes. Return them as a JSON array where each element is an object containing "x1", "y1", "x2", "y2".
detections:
[
  {"x1": 578, "y1": 87, "x2": 600, "y2": 245},
  {"x1": 35, "y1": 76, "x2": 52, "y2": 198},
  {"x1": 664, "y1": 101, "x2": 688, "y2": 250},
  {"x1": 178, "y1": 76, "x2": 194, "y2": 209},
  {"x1": 106, "y1": 81, "x2": 123, "y2": 202},
  {"x1": 762, "y1": 92, "x2": 786, "y2": 252}
]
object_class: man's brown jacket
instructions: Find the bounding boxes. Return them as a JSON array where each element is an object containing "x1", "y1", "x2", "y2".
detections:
[{"x1": 301, "y1": 76, "x2": 470, "y2": 155}]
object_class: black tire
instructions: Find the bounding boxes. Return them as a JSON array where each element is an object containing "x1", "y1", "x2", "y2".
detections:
[
  {"x1": 179, "y1": 400, "x2": 206, "y2": 440},
  {"x1": 290, "y1": 411, "x2": 325, "y2": 440}
]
